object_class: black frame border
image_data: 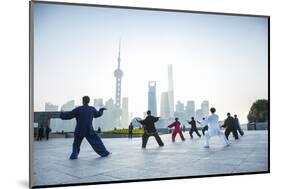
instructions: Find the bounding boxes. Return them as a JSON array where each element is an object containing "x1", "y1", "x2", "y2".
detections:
[{"x1": 29, "y1": 1, "x2": 270, "y2": 188}]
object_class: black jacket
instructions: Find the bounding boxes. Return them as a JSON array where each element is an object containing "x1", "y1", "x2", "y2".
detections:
[
  {"x1": 223, "y1": 116, "x2": 236, "y2": 130},
  {"x1": 188, "y1": 120, "x2": 197, "y2": 129},
  {"x1": 138, "y1": 115, "x2": 159, "y2": 133}
]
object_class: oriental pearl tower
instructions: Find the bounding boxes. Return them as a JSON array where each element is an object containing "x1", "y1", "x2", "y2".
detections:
[{"x1": 114, "y1": 41, "x2": 123, "y2": 108}]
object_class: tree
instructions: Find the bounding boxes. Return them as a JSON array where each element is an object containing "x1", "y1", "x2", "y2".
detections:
[{"x1": 247, "y1": 99, "x2": 268, "y2": 123}]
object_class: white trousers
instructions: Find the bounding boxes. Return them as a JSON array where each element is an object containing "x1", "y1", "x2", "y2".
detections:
[{"x1": 204, "y1": 130, "x2": 230, "y2": 147}]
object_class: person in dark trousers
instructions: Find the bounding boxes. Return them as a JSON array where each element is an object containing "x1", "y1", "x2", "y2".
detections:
[
  {"x1": 128, "y1": 122, "x2": 133, "y2": 139},
  {"x1": 60, "y1": 96, "x2": 110, "y2": 159},
  {"x1": 188, "y1": 117, "x2": 201, "y2": 138},
  {"x1": 46, "y1": 126, "x2": 51, "y2": 140},
  {"x1": 167, "y1": 117, "x2": 185, "y2": 142},
  {"x1": 37, "y1": 126, "x2": 44, "y2": 141},
  {"x1": 197, "y1": 117, "x2": 208, "y2": 136},
  {"x1": 137, "y1": 110, "x2": 164, "y2": 148},
  {"x1": 182, "y1": 125, "x2": 186, "y2": 132},
  {"x1": 234, "y1": 114, "x2": 244, "y2": 136},
  {"x1": 222, "y1": 113, "x2": 239, "y2": 140}
]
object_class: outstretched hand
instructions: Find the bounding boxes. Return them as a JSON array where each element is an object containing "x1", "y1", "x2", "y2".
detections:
[{"x1": 100, "y1": 107, "x2": 107, "y2": 111}]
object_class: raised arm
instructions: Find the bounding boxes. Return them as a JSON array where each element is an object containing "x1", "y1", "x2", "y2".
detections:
[
  {"x1": 60, "y1": 108, "x2": 78, "y2": 120},
  {"x1": 168, "y1": 122, "x2": 175, "y2": 128}
]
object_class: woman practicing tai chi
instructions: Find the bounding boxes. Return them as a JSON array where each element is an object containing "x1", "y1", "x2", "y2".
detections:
[
  {"x1": 204, "y1": 107, "x2": 230, "y2": 148},
  {"x1": 167, "y1": 117, "x2": 185, "y2": 142}
]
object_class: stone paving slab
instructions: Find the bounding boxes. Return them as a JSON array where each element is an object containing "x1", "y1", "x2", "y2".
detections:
[{"x1": 31, "y1": 130, "x2": 268, "y2": 187}]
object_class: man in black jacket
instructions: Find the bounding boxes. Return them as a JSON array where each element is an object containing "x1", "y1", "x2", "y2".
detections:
[
  {"x1": 188, "y1": 117, "x2": 201, "y2": 139},
  {"x1": 222, "y1": 113, "x2": 239, "y2": 140},
  {"x1": 137, "y1": 110, "x2": 164, "y2": 148}
]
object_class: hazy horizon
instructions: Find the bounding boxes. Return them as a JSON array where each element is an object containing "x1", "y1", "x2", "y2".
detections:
[{"x1": 33, "y1": 3, "x2": 268, "y2": 124}]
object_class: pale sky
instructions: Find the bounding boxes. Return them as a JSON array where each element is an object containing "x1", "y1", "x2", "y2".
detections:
[{"x1": 33, "y1": 2, "x2": 268, "y2": 123}]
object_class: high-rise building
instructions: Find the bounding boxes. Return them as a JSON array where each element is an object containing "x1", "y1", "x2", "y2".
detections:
[
  {"x1": 99, "y1": 98, "x2": 117, "y2": 131},
  {"x1": 201, "y1": 100, "x2": 209, "y2": 118},
  {"x1": 175, "y1": 101, "x2": 184, "y2": 112},
  {"x1": 185, "y1": 100, "x2": 195, "y2": 120},
  {"x1": 174, "y1": 101, "x2": 186, "y2": 123},
  {"x1": 93, "y1": 98, "x2": 104, "y2": 108},
  {"x1": 121, "y1": 97, "x2": 129, "y2": 128},
  {"x1": 168, "y1": 64, "x2": 174, "y2": 117},
  {"x1": 160, "y1": 92, "x2": 170, "y2": 119},
  {"x1": 113, "y1": 41, "x2": 123, "y2": 108},
  {"x1": 45, "y1": 102, "x2": 59, "y2": 112},
  {"x1": 148, "y1": 81, "x2": 157, "y2": 116},
  {"x1": 196, "y1": 109, "x2": 204, "y2": 121},
  {"x1": 61, "y1": 100, "x2": 75, "y2": 111}
]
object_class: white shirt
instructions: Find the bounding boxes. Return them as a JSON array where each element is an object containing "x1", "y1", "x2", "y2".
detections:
[{"x1": 207, "y1": 113, "x2": 221, "y2": 136}]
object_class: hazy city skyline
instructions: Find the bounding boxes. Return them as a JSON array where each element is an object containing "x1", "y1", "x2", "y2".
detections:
[{"x1": 33, "y1": 3, "x2": 268, "y2": 124}]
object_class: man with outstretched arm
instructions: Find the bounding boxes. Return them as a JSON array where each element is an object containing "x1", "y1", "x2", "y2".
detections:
[
  {"x1": 137, "y1": 110, "x2": 164, "y2": 148},
  {"x1": 60, "y1": 96, "x2": 110, "y2": 159}
]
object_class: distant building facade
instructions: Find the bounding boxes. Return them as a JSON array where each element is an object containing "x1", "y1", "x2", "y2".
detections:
[{"x1": 148, "y1": 81, "x2": 157, "y2": 116}]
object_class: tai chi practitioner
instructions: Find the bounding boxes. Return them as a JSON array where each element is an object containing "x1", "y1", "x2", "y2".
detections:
[
  {"x1": 204, "y1": 107, "x2": 230, "y2": 148},
  {"x1": 234, "y1": 114, "x2": 244, "y2": 136},
  {"x1": 188, "y1": 117, "x2": 201, "y2": 139},
  {"x1": 167, "y1": 117, "x2": 185, "y2": 142},
  {"x1": 128, "y1": 122, "x2": 133, "y2": 139},
  {"x1": 197, "y1": 117, "x2": 208, "y2": 136},
  {"x1": 137, "y1": 110, "x2": 164, "y2": 148},
  {"x1": 222, "y1": 113, "x2": 239, "y2": 140},
  {"x1": 60, "y1": 96, "x2": 110, "y2": 159}
]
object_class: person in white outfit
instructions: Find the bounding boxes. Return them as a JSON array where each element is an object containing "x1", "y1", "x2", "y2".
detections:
[{"x1": 204, "y1": 107, "x2": 230, "y2": 148}]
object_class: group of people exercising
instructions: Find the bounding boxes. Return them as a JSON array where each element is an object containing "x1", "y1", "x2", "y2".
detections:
[{"x1": 59, "y1": 96, "x2": 244, "y2": 159}]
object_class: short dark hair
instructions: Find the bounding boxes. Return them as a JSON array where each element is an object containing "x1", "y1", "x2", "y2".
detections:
[
  {"x1": 234, "y1": 114, "x2": 237, "y2": 118},
  {"x1": 175, "y1": 117, "x2": 179, "y2": 121},
  {"x1": 82, "y1": 96, "x2": 90, "y2": 104},
  {"x1": 147, "y1": 110, "x2": 151, "y2": 115},
  {"x1": 210, "y1": 107, "x2": 216, "y2": 113},
  {"x1": 191, "y1": 117, "x2": 194, "y2": 120},
  {"x1": 227, "y1": 112, "x2": 231, "y2": 116}
]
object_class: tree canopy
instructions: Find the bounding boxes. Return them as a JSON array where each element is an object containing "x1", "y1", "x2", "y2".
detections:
[{"x1": 247, "y1": 99, "x2": 268, "y2": 123}]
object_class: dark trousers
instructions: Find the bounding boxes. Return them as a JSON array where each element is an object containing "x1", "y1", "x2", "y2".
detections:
[
  {"x1": 202, "y1": 126, "x2": 208, "y2": 136},
  {"x1": 128, "y1": 132, "x2": 133, "y2": 139},
  {"x1": 142, "y1": 132, "x2": 164, "y2": 148},
  {"x1": 225, "y1": 128, "x2": 239, "y2": 140},
  {"x1": 189, "y1": 127, "x2": 201, "y2": 138},
  {"x1": 70, "y1": 132, "x2": 110, "y2": 159}
]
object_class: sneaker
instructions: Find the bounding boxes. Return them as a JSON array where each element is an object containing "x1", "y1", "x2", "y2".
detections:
[{"x1": 204, "y1": 145, "x2": 210, "y2": 148}]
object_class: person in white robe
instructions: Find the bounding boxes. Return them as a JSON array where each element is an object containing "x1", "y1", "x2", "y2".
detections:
[{"x1": 204, "y1": 107, "x2": 230, "y2": 148}]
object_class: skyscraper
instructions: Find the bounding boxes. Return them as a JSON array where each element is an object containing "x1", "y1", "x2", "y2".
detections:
[
  {"x1": 185, "y1": 100, "x2": 195, "y2": 120},
  {"x1": 148, "y1": 81, "x2": 157, "y2": 116},
  {"x1": 160, "y1": 92, "x2": 170, "y2": 119},
  {"x1": 113, "y1": 41, "x2": 123, "y2": 108},
  {"x1": 168, "y1": 64, "x2": 174, "y2": 117},
  {"x1": 45, "y1": 102, "x2": 58, "y2": 112},
  {"x1": 201, "y1": 100, "x2": 209, "y2": 118},
  {"x1": 196, "y1": 109, "x2": 204, "y2": 121},
  {"x1": 174, "y1": 101, "x2": 186, "y2": 123},
  {"x1": 121, "y1": 97, "x2": 129, "y2": 128},
  {"x1": 61, "y1": 100, "x2": 75, "y2": 111},
  {"x1": 93, "y1": 98, "x2": 104, "y2": 108}
]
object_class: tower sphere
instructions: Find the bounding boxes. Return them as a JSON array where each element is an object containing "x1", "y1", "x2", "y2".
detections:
[{"x1": 114, "y1": 69, "x2": 123, "y2": 78}]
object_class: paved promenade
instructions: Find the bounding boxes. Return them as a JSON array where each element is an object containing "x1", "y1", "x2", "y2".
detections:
[{"x1": 32, "y1": 130, "x2": 268, "y2": 187}]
